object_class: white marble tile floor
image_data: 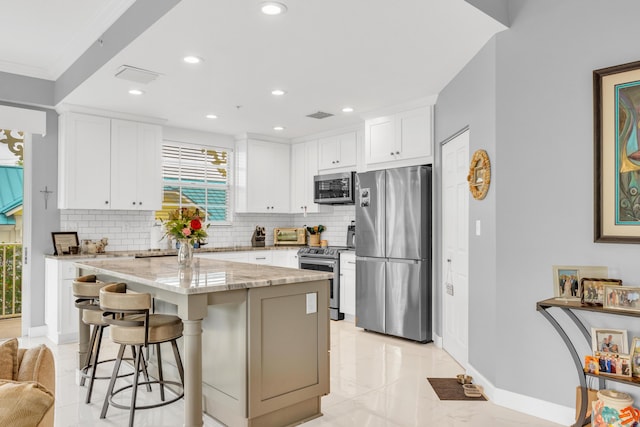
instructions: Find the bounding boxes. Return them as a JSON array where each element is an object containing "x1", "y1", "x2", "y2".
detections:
[{"x1": 17, "y1": 321, "x2": 561, "y2": 426}]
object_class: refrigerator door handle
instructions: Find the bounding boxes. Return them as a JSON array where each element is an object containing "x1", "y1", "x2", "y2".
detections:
[
  {"x1": 356, "y1": 256, "x2": 388, "y2": 262},
  {"x1": 387, "y1": 258, "x2": 420, "y2": 264}
]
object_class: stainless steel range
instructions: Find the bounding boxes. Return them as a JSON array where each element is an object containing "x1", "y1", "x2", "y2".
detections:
[{"x1": 298, "y1": 246, "x2": 345, "y2": 320}]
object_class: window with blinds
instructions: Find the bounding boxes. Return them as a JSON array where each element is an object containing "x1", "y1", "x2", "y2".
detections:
[{"x1": 156, "y1": 143, "x2": 231, "y2": 224}]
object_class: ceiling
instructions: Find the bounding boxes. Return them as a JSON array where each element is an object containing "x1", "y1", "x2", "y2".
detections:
[{"x1": 3, "y1": 0, "x2": 505, "y2": 139}]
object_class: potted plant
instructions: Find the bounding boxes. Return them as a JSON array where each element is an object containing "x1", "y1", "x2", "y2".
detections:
[{"x1": 306, "y1": 225, "x2": 325, "y2": 247}]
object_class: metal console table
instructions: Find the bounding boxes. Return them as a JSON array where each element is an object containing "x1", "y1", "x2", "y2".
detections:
[{"x1": 536, "y1": 298, "x2": 640, "y2": 427}]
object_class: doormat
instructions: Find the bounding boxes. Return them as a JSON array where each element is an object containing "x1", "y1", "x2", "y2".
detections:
[{"x1": 427, "y1": 378, "x2": 487, "y2": 401}]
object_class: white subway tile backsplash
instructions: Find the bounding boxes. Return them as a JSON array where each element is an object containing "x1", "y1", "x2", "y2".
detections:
[{"x1": 60, "y1": 205, "x2": 356, "y2": 251}]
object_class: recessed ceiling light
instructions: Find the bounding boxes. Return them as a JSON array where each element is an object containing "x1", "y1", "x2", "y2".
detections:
[
  {"x1": 261, "y1": 2, "x2": 287, "y2": 15},
  {"x1": 183, "y1": 56, "x2": 203, "y2": 64},
  {"x1": 271, "y1": 89, "x2": 287, "y2": 96},
  {"x1": 128, "y1": 89, "x2": 144, "y2": 95},
  {"x1": 342, "y1": 106, "x2": 354, "y2": 113},
  {"x1": 273, "y1": 126, "x2": 285, "y2": 131},
  {"x1": 206, "y1": 114, "x2": 218, "y2": 119}
]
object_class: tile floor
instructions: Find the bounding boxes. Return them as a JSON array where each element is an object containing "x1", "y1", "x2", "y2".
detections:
[{"x1": 16, "y1": 321, "x2": 561, "y2": 427}]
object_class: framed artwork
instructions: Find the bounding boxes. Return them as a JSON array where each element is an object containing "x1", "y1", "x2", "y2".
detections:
[
  {"x1": 631, "y1": 337, "x2": 640, "y2": 377},
  {"x1": 603, "y1": 285, "x2": 640, "y2": 312},
  {"x1": 591, "y1": 328, "x2": 628, "y2": 354},
  {"x1": 552, "y1": 265, "x2": 608, "y2": 300},
  {"x1": 51, "y1": 232, "x2": 79, "y2": 255},
  {"x1": 580, "y1": 278, "x2": 622, "y2": 305},
  {"x1": 594, "y1": 60, "x2": 640, "y2": 243}
]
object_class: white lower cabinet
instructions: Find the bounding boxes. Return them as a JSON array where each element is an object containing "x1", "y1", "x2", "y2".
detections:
[
  {"x1": 196, "y1": 252, "x2": 250, "y2": 263},
  {"x1": 271, "y1": 249, "x2": 299, "y2": 268},
  {"x1": 196, "y1": 249, "x2": 299, "y2": 268},
  {"x1": 45, "y1": 258, "x2": 79, "y2": 344},
  {"x1": 340, "y1": 251, "x2": 356, "y2": 318}
]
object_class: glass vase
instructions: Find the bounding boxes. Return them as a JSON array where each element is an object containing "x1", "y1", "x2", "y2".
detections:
[{"x1": 177, "y1": 239, "x2": 194, "y2": 266}]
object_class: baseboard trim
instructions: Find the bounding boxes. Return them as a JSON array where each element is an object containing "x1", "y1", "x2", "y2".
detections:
[
  {"x1": 466, "y1": 364, "x2": 575, "y2": 426},
  {"x1": 432, "y1": 333, "x2": 442, "y2": 348},
  {"x1": 28, "y1": 325, "x2": 48, "y2": 338}
]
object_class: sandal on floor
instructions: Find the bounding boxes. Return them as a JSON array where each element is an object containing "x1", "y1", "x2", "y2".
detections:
[
  {"x1": 463, "y1": 384, "x2": 483, "y2": 397},
  {"x1": 456, "y1": 374, "x2": 473, "y2": 384}
]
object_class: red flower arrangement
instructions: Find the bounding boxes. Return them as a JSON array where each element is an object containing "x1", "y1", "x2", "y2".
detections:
[{"x1": 163, "y1": 207, "x2": 209, "y2": 243}]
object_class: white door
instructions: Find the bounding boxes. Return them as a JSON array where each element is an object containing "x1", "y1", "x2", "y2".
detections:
[{"x1": 441, "y1": 129, "x2": 470, "y2": 367}]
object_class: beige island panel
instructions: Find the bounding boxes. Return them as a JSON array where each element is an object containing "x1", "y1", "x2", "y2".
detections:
[{"x1": 75, "y1": 256, "x2": 332, "y2": 427}]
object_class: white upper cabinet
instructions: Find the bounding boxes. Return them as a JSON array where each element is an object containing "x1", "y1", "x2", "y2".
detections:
[
  {"x1": 291, "y1": 140, "x2": 329, "y2": 214},
  {"x1": 58, "y1": 112, "x2": 162, "y2": 210},
  {"x1": 236, "y1": 137, "x2": 290, "y2": 213},
  {"x1": 318, "y1": 131, "x2": 357, "y2": 171},
  {"x1": 58, "y1": 113, "x2": 111, "y2": 209},
  {"x1": 110, "y1": 119, "x2": 162, "y2": 210},
  {"x1": 365, "y1": 105, "x2": 432, "y2": 167}
]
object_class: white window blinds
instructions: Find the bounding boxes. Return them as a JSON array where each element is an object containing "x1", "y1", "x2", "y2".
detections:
[{"x1": 157, "y1": 143, "x2": 231, "y2": 223}]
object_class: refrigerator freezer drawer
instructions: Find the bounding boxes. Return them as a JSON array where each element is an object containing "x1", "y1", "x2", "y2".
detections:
[
  {"x1": 355, "y1": 258, "x2": 385, "y2": 334},
  {"x1": 385, "y1": 259, "x2": 431, "y2": 342}
]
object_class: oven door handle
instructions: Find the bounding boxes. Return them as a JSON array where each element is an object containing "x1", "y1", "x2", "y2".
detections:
[{"x1": 299, "y1": 258, "x2": 337, "y2": 267}]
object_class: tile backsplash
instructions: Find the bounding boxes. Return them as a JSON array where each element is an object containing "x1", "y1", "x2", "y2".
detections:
[{"x1": 60, "y1": 205, "x2": 356, "y2": 251}]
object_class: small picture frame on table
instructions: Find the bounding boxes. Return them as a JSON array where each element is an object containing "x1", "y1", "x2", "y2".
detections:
[
  {"x1": 51, "y1": 232, "x2": 79, "y2": 255},
  {"x1": 591, "y1": 327, "x2": 628, "y2": 354},
  {"x1": 631, "y1": 337, "x2": 640, "y2": 378},
  {"x1": 552, "y1": 265, "x2": 609, "y2": 301},
  {"x1": 580, "y1": 278, "x2": 622, "y2": 306},
  {"x1": 603, "y1": 286, "x2": 640, "y2": 312},
  {"x1": 594, "y1": 351, "x2": 632, "y2": 377}
]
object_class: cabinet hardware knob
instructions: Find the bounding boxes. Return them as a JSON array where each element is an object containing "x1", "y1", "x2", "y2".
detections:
[
  {"x1": 390, "y1": 152, "x2": 394, "y2": 155},
  {"x1": 332, "y1": 161, "x2": 335, "y2": 164},
  {"x1": 132, "y1": 202, "x2": 136, "y2": 205},
  {"x1": 105, "y1": 201, "x2": 109, "y2": 204},
  {"x1": 139, "y1": 202, "x2": 142, "y2": 205},
  {"x1": 336, "y1": 160, "x2": 340, "y2": 163},
  {"x1": 395, "y1": 151, "x2": 400, "y2": 155}
]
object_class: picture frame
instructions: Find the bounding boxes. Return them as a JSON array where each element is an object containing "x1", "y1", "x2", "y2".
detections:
[
  {"x1": 594, "y1": 351, "x2": 632, "y2": 377},
  {"x1": 51, "y1": 232, "x2": 79, "y2": 255},
  {"x1": 631, "y1": 337, "x2": 640, "y2": 378},
  {"x1": 580, "y1": 278, "x2": 622, "y2": 306},
  {"x1": 594, "y1": 60, "x2": 640, "y2": 243},
  {"x1": 552, "y1": 265, "x2": 608, "y2": 300},
  {"x1": 603, "y1": 285, "x2": 640, "y2": 312},
  {"x1": 591, "y1": 327, "x2": 628, "y2": 354}
]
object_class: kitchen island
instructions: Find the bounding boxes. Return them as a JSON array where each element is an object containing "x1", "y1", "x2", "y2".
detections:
[{"x1": 75, "y1": 256, "x2": 331, "y2": 427}]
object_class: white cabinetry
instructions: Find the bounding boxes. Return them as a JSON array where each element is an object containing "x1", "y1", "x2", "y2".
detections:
[
  {"x1": 291, "y1": 140, "x2": 330, "y2": 214},
  {"x1": 58, "y1": 112, "x2": 162, "y2": 210},
  {"x1": 196, "y1": 249, "x2": 299, "y2": 268},
  {"x1": 45, "y1": 258, "x2": 78, "y2": 344},
  {"x1": 364, "y1": 106, "x2": 432, "y2": 167},
  {"x1": 318, "y1": 131, "x2": 357, "y2": 171},
  {"x1": 339, "y1": 251, "x2": 356, "y2": 319},
  {"x1": 110, "y1": 119, "x2": 162, "y2": 210},
  {"x1": 58, "y1": 113, "x2": 111, "y2": 209},
  {"x1": 195, "y1": 252, "x2": 250, "y2": 263},
  {"x1": 271, "y1": 249, "x2": 299, "y2": 268},
  {"x1": 236, "y1": 138, "x2": 290, "y2": 213}
]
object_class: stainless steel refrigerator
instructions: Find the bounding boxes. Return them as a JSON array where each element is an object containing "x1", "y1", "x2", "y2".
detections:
[{"x1": 355, "y1": 165, "x2": 432, "y2": 342}]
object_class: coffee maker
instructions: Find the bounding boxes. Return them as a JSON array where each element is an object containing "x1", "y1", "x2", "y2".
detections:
[{"x1": 347, "y1": 221, "x2": 356, "y2": 248}]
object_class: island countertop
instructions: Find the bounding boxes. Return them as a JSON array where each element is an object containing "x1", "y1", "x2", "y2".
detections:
[{"x1": 74, "y1": 256, "x2": 333, "y2": 295}]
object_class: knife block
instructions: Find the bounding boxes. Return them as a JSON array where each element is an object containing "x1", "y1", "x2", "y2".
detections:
[{"x1": 252, "y1": 228, "x2": 265, "y2": 247}]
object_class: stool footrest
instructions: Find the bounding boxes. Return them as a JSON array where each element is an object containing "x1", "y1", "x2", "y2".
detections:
[{"x1": 109, "y1": 380, "x2": 184, "y2": 411}]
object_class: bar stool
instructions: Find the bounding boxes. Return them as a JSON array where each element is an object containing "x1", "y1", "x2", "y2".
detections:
[
  {"x1": 73, "y1": 276, "x2": 142, "y2": 404},
  {"x1": 99, "y1": 283, "x2": 184, "y2": 427}
]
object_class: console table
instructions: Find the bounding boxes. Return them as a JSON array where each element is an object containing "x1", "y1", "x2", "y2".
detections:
[{"x1": 536, "y1": 298, "x2": 640, "y2": 427}]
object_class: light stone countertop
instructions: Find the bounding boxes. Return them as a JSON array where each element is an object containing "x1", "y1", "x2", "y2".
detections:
[
  {"x1": 74, "y1": 256, "x2": 333, "y2": 295},
  {"x1": 45, "y1": 244, "x2": 305, "y2": 260}
]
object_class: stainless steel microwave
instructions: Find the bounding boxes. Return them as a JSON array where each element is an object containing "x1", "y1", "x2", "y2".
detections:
[{"x1": 314, "y1": 171, "x2": 355, "y2": 204}]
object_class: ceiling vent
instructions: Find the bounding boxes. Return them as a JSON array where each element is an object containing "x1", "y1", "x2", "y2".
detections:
[
  {"x1": 115, "y1": 65, "x2": 161, "y2": 84},
  {"x1": 306, "y1": 111, "x2": 334, "y2": 119}
]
